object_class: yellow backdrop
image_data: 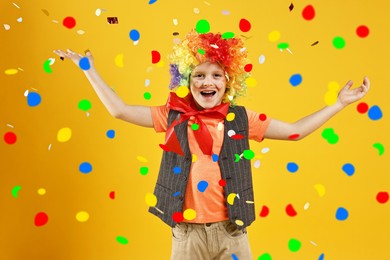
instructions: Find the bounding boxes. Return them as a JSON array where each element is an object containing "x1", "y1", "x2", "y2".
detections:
[{"x1": 1, "y1": 0, "x2": 389, "y2": 259}]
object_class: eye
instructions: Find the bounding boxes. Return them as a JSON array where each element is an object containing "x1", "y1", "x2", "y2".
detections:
[{"x1": 214, "y1": 74, "x2": 222, "y2": 77}]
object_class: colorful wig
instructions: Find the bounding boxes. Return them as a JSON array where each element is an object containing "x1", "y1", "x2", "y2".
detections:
[{"x1": 168, "y1": 29, "x2": 251, "y2": 106}]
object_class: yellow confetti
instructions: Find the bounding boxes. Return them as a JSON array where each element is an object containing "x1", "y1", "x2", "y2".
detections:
[
  {"x1": 114, "y1": 53, "x2": 124, "y2": 68},
  {"x1": 245, "y1": 77, "x2": 257, "y2": 87},
  {"x1": 136, "y1": 156, "x2": 148, "y2": 163},
  {"x1": 5, "y1": 69, "x2": 18, "y2": 75},
  {"x1": 226, "y1": 112, "x2": 235, "y2": 121},
  {"x1": 314, "y1": 184, "x2": 326, "y2": 197},
  {"x1": 145, "y1": 193, "x2": 157, "y2": 207},
  {"x1": 176, "y1": 86, "x2": 189, "y2": 98},
  {"x1": 227, "y1": 193, "x2": 237, "y2": 205},
  {"x1": 183, "y1": 209, "x2": 196, "y2": 220},
  {"x1": 268, "y1": 30, "x2": 281, "y2": 42},
  {"x1": 327, "y1": 81, "x2": 340, "y2": 91},
  {"x1": 57, "y1": 127, "x2": 72, "y2": 142},
  {"x1": 235, "y1": 219, "x2": 244, "y2": 226},
  {"x1": 37, "y1": 188, "x2": 46, "y2": 195},
  {"x1": 156, "y1": 60, "x2": 165, "y2": 68},
  {"x1": 324, "y1": 91, "x2": 338, "y2": 106},
  {"x1": 192, "y1": 154, "x2": 198, "y2": 162},
  {"x1": 76, "y1": 211, "x2": 90, "y2": 222}
]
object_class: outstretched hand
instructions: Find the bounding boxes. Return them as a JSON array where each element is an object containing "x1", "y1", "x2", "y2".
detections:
[
  {"x1": 337, "y1": 76, "x2": 370, "y2": 107},
  {"x1": 53, "y1": 49, "x2": 94, "y2": 69}
]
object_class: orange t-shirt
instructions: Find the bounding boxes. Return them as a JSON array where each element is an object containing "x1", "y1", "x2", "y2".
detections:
[{"x1": 151, "y1": 105, "x2": 271, "y2": 223}]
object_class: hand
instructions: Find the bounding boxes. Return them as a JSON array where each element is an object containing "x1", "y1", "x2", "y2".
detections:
[
  {"x1": 337, "y1": 76, "x2": 370, "y2": 107},
  {"x1": 53, "y1": 49, "x2": 94, "y2": 69}
]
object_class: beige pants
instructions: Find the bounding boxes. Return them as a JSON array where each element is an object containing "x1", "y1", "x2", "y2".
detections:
[{"x1": 170, "y1": 221, "x2": 252, "y2": 260}]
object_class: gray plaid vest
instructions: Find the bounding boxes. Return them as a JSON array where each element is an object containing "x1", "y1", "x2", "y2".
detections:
[{"x1": 149, "y1": 106, "x2": 255, "y2": 229}]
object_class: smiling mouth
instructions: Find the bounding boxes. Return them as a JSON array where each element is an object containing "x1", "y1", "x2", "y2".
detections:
[{"x1": 200, "y1": 90, "x2": 216, "y2": 97}]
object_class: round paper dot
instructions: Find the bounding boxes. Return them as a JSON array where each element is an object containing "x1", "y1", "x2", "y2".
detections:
[
  {"x1": 27, "y1": 92, "x2": 41, "y2": 107},
  {"x1": 314, "y1": 184, "x2": 326, "y2": 197},
  {"x1": 342, "y1": 163, "x2": 355, "y2": 176},
  {"x1": 302, "y1": 5, "x2": 315, "y2": 20},
  {"x1": 277, "y1": 42, "x2": 289, "y2": 50},
  {"x1": 140, "y1": 166, "x2": 149, "y2": 175},
  {"x1": 239, "y1": 18, "x2": 251, "y2": 32},
  {"x1": 321, "y1": 128, "x2": 339, "y2": 144},
  {"x1": 232, "y1": 254, "x2": 239, "y2": 260},
  {"x1": 368, "y1": 105, "x2": 382, "y2": 120},
  {"x1": 4, "y1": 132, "x2": 17, "y2": 144},
  {"x1": 254, "y1": 160, "x2": 261, "y2": 168},
  {"x1": 106, "y1": 129, "x2": 115, "y2": 139},
  {"x1": 151, "y1": 50, "x2": 161, "y2": 64},
  {"x1": 373, "y1": 143, "x2": 384, "y2": 156},
  {"x1": 259, "y1": 205, "x2": 269, "y2": 217},
  {"x1": 319, "y1": 253, "x2": 325, "y2": 260},
  {"x1": 191, "y1": 123, "x2": 199, "y2": 131},
  {"x1": 376, "y1": 192, "x2": 389, "y2": 204},
  {"x1": 243, "y1": 149, "x2": 255, "y2": 160},
  {"x1": 336, "y1": 207, "x2": 349, "y2": 221},
  {"x1": 57, "y1": 127, "x2": 72, "y2": 142},
  {"x1": 258, "y1": 253, "x2": 272, "y2": 260},
  {"x1": 227, "y1": 193, "x2": 237, "y2": 205},
  {"x1": 172, "y1": 212, "x2": 184, "y2": 223},
  {"x1": 357, "y1": 102, "x2": 369, "y2": 113},
  {"x1": 78, "y1": 99, "x2": 92, "y2": 111},
  {"x1": 195, "y1": 19, "x2": 210, "y2": 34},
  {"x1": 79, "y1": 57, "x2": 91, "y2": 70},
  {"x1": 136, "y1": 156, "x2": 148, "y2": 163},
  {"x1": 114, "y1": 53, "x2": 124, "y2": 68},
  {"x1": 192, "y1": 154, "x2": 198, "y2": 162},
  {"x1": 183, "y1": 209, "x2": 196, "y2": 220},
  {"x1": 11, "y1": 185, "x2": 21, "y2": 198},
  {"x1": 173, "y1": 166, "x2": 181, "y2": 174},
  {"x1": 289, "y1": 74, "x2": 302, "y2": 87},
  {"x1": 226, "y1": 112, "x2": 235, "y2": 121},
  {"x1": 116, "y1": 236, "x2": 129, "y2": 245},
  {"x1": 259, "y1": 114, "x2": 267, "y2": 121},
  {"x1": 149, "y1": 0, "x2": 157, "y2": 4},
  {"x1": 63, "y1": 16, "x2": 76, "y2": 29},
  {"x1": 259, "y1": 54, "x2": 266, "y2": 64},
  {"x1": 268, "y1": 30, "x2": 280, "y2": 42},
  {"x1": 176, "y1": 86, "x2": 189, "y2": 98},
  {"x1": 356, "y1": 25, "x2": 369, "y2": 38},
  {"x1": 227, "y1": 130, "x2": 236, "y2": 137},
  {"x1": 244, "y1": 64, "x2": 253, "y2": 72},
  {"x1": 37, "y1": 188, "x2": 46, "y2": 195},
  {"x1": 333, "y1": 36, "x2": 346, "y2": 49},
  {"x1": 235, "y1": 219, "x2": 244, "y2": 226},
  {"x1": 219, "y1": 179, "x2": 226, "y2": 187},
  {"x1": 222, "y1": 32, "x2": 235, "y2": 39},
  {"x1": 286, "y1": 204, "x2": 297, "y2": 217},
  {"x1": 109, "y1": 191, "x2": 115, "y2": 199},
  {"x1": 144, "y1": 92, "x2": 152, "y2": 100},
  {"x1": 145, "y1": 193, "x2": 157, "y2": 207},
  {"x1": 34, "y1": 212, "x2": 48, "y2": 227},
  {"x1": 43, "y1": 59, "x2": 52, "y2": 74},
  {"x1": 212, "y1": 154, "x2": 219, "y2": 162},
  {"x1": 288, "y1": 238, "x2": 302, "y2": 252},
  {"x1": 79, "y1": 162, "x2": 92, "y2": 174},
  {"x1": 129, "y1": 29, "x2": 140, "y2": 41},
  {"x1": 76, "y1": 211, "x2": 89, "y2": 222},
  {"x1": 287, "y1": 162, "x2": 299, "y2": 173},
  {"x1": 245, "y1": 77, "x2": 257, "y2": 87},
  {"x1": 197, "y1": 181, "x2": 208, "y2": 192}
]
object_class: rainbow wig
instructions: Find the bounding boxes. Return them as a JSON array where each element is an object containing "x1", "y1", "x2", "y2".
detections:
[{"x1": 168, "y1": 29, "x2": 251, "y2": 106}]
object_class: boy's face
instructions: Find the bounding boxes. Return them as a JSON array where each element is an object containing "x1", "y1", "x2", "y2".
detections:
[{"x1": 189, "y1": 62, "x2": 227, "y2": 110}]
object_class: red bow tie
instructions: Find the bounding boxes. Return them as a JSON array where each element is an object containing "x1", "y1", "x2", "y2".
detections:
[{"x1": 163, "y1": 92, "x2": 229, "y2": 156}]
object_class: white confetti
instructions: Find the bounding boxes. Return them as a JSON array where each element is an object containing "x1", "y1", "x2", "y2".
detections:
[
  {"x1": 173, "y1": 18, "x2": 178, "y2": 26},
  {"x1": 254, "y1": 160, "x2": 261, "y2": 168},
  {"x1": 16, "y1": 17, "x2": 23, "y2": 23},
  {"x1": 48, "y1": 58, "x2": 55, "y2": 66},
  {"x1": 259, "y1": 54, "x2": 266, "y2": 64},
  {"x1": 261, "y1": 147, "x2": 270, "y2": 154},
  {"x1": 4, "y1": 24, "x2": 11, "y2": 30},
  {"x1": 12, "y1": 2, "x2": 20, "y2": 8},
  {"x1": 48, "y1": 144, "x2": 52, "y2": 150},
  {"x1": 52, "y1": 20, "x2": 59, "y2": 24},
  {"x1": 221, "y1": 10, "x2": 230, "y2": 15},
  {"x1": 240, "y1": 47, "x2": 246, "y2": 52},
  {"x1": 6, "y1": 124, "x2": 14, "y2": 128},
  {"x1": 24, "y1": 90, "x2": 29, "y2": 97},
  {"x1": 304, "y1": 202, "x2": 310, "y2": 210},
  {"x1": 77, "y1": 30, "x2": 86, "y2": 35},
  {"x1": 217, "y1": 122, "x2": 223, "y2": 131},
  {"x1": 133, "y1": 40, "x2": 139, "y2": 46},
  {"x1": 193, "y1": 8, "x2": 200, "y2": 14},
  {"x1": 227, "y1": 129, "x2": 236, "y2": 137},
  {"x1": 310, "y1": 241, "x2": 318, "y2": 247},
  {"x1": 145, "y1": 79, "x2": 151, "y2": 87},
  {"x1": 95, "y1": 8, "x2": 102, "y2": 16}
]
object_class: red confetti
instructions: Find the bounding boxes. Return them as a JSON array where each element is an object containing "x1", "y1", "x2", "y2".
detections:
[
  {"x1": 62, "y1": 16, "x2": 76, "y2": 29},
  {"x1": 356, "y1": 25, "x2": 370, "y2": 38},
  {"x1": 151, "y1": 50, "x2": 161, "y2": 64},
  {"x1": 259, "y1": 205, "x2": 269, "y2": 217},
  {"x1": 159, "y1": 144, "x2": 170, "y2": 152},
  {"x1": 376, "y1": 192, "x2": 389, "y2": 204},
  {"x1": 302, "y1": 5, "x2": 315, "y2": 21},
  {"x1": 231, "y1": 134, "x2": 244, "y2": 140},
  {"x1": 244, "y1": 64, "x2": 253, "y2": 72},
  {"x1": 34, "y1": 212, "x2": 48, "y2": 227},
  {"x1": 4, "y1": 132, "x2": 17, "y2": 144},
  {"x1": 288, "y1": 134, "x2": 300, "y2": 140},
  {"x1": 259, "y1": 114, "x2": 267, "y2": 121},
  {"x1": 286, "y1": 204, "x2": 297, "y2": 217},
  {"x1": 357, "y1": 102, "x2": 369, "y2": 114},
  {"x1": 172, "y1": 212, "x2": 184, "y2": 223},
  {"x1": 239, "y1": 18, "x2": 251, "y2": 32},
  {"x1": 219, "y1": 179, "x2": 227, "y2": 187},
  {"x1": 109, "y1": 191, "x2": 116, "y2": 200}
]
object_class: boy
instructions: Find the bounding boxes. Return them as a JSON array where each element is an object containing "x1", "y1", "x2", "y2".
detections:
[{"x1": 54, "y1": 28, "x2": 369, "y2": 260}]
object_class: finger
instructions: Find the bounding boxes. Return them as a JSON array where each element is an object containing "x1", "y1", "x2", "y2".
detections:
[
  {"x1": 363, "y1": 76, "x2": 370, "y2": 90},
  {"x1": 343, "y1": 80, "x2": 354, "y2": 90}
]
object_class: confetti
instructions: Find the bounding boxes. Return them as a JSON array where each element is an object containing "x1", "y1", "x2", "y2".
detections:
[
  {"x1": 227, "y1": 193, "x2": 237, "y2": 205},
  {"x1": 136, "y1": 156, "x2": 148, "y2": 163},
  {"x1": 277, "y1": 42, "x2": 289, "y2": 50},
  {"x1": 258, "y1": 54, "x2": 266, "y2": 64},
  {"x1": 107, "y1": 17, "x2": 118, "y2": 24},
  {"x1": 192, "y1": 154, "x2": 198, "y2": 162},
  {"x1": 342, "y1": 163, "x2": 355, "y2": 176},
  {"x1": 114, "y1": 53, "x2": 124, "y2": 68},
  {"x1": 173, "y1": 166, "x2": 181, "y2": 174},
  {"x1": 176, "y1": 86, "x2": 189, "y2": 98},
  {"x1": 376, "y1": 192, "x2": 389, "y2": 204},
  {"x1": 258, "y1": 253, "x2": 272, "y2": 260},
  {"x1": 4, "y1": 132, "x2": 17, "y2": 144},
  {"x1": 76, "y1": 211, "x2": 89, "y2": 222},
  {"x1": 254, "y1": 160, "x2": 261, "y2": 168},
  {"x1": 197, "y1": 181, "x2": 208, "y2": 192},
  {"x1": 27, "y1": 92, "x2": 42, "y2": 107},
  {"x1": 244, "y1": 64, "x2": 253, "y2": 72},
  {"x1": 183, "y1": 209, "x2": 196, "y2": 220},
  {"x1": 191, "y1": 123, "x2": 199, "y2": 131},
  {"x1": 259, "y1": 205, "x2": 269, "y2": 217},
  {"x1": 129, "y1": 29, "x2": 140, "y2": 41},
  {"x1": 373, "y1": 143, "x2": 384, "y2": 156},
  {"x1": 57, "y1": 127, "x2": 72, "y2": 142},
  {"x1": 106, "y1": 129, "x2": 115, "y2": 139},
  {"x1": 109, "y1": 191, "x2": 115, "y2": 199},
  {"x1": 17, "y1": 17, "x2": 22, "y2": 23},
  {"x1": 333, "y1": 36, "x2": 346, "y2": 49},
  {"x1": 221, "y1": 10, "x2": 230, "y2": 15},
  {"x1": 34, "y1": 212, "x2": 49, "y2": 227},
  {"x1": 226, "y1": 112, "x2": 235, "y2": 121},
  {"x1": 151, "y1": 50, "x2": 161, "y2": 64},
  {"x1": 319, "y1": 253, "x2": 325, "y2": 260},
  {"x1": 4, "y1": 24, "x2": 11, "y2": 30},
  {"x1": 302, "y1": 5, "x2": 315, "y2": 20},
  {"x1": 79, "y1": 57, "x2": 91, "y2": 70},
  {"x1": 5, "y1": 68, "x2": 18, "y2": 75},
  {"x1": 79, "y1": 162, "x2": 93, "y2": 174},
  {"x1": 357, "y1": 102, "x2": 369, "y2": 113},
  {"x1": 286, "y1": 204, "x2": 297, "y2": 217},
  {"x1": 288, "y1": 238, "x2": 302, "y2": 252},
  {"x1": 63, "y1": 16, "x2": 76, "y2": 29},
  {"x1": 219, "y1": 179, "x2": 226, "y2": 187},
  {"x1": 235, "y1": 219, "x2": 244, "y2": 226},
  {"x1": 335, "y1": 207, "x2": 349, "y2": 221},
  {"x1": 116, "y1": 236, "x2": 129, "y2": 245},
  {"x1": 222, "y1": 32, "x2": 235, "y2": 39},
  {"x1": 37, "y1": 188, "x2": 46, "y2": 195},
  {"x1": 149, "y1": 0, "x2": 158, "y2": 4},
  {"x1": 288, "y1": 134, "x2": 300, "y2": 140},
  {"x1": 243, "y1": 149, "x2": 255, "y2": 160},
  {"x1": 144, "y1": 92, "x2": 152, "y2": 100},
  {"x1": 368, "y1": 105, "x2": 382, "y2": 120},
  {"x1": 356, "y1": 25, "x2": 369, "y2": 38},
  {"x1": 259, "y1": 114, "x2": 267, "y2": 121},
  {"x1": 11, "y1": 186, "x2": 21, "y2": 198},
  {"x1": 289, "y1": 74, "x2": 302, "y2": 87},
  {"x1": 212, "y1": 154, "x2": 219, "y2": 162},
  {"x1": 232, "y1": 253, "x2": 239, "y2": 260},
  {"x1": 239, "y1": 18, "x2": 251, "y2": 32},
  {"x1": 140, "y1": 167, "x2": 149, "y2": 175},
  {"x1": 195, "y1": 19, "x2": 210, "y2": 34},
  {"x1": 12, "y1": 2, "x2": 20, "y2": 8},
  {"x1": 172, "y1": 212, "x2": 184, "y2": 223},
  {"x1": 245, "y1": 77, "x2": 257, "y2": 87},
  {"x1": 314, "y1": 184, "x2": 326, "y2": 197},
  {"x1": 145, "y1": 193, "x2": 157, "y2": 207},
  {"x1": 321, "y1": 128, "x2": 339, "y2": 144},
  {"x1": 287, "y1": 162, "x2": 299, "y2": 173},
  {"x1": 78, "y1": 99, "x2": 92, "y2": 111},
  {"x1": 304, "y1": 202, "x2": 310, "y2": 210},
  {"x1": 268, "y1": 30, "x2": 281, "y2": 42}
]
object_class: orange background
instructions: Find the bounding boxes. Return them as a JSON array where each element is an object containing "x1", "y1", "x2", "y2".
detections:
[{"x1": 1, "y1": 0, "x2": 389, "y2": 259}]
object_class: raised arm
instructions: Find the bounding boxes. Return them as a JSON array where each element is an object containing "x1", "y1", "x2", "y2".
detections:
[
  {"x1": 264, "y1": 77, "x2": 370, "y2": 140},
  {"x1": 53, "y1": 49, "x2": 154, "y2": 128}
]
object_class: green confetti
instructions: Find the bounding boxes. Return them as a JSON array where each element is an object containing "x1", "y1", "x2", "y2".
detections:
[
  {"x1": 116, "y1": 236, "x2": 129, "y2": 245},
  {"x1": 277, "y1": 42, "x2": 289, "y2": 50},
  {"x1": 333, "y1": 36, "x2": 346, "y2": 49},
  {"x1": 373, "y1": 143, "x2": 384, "y2": 156},
  {"x1": 234, "y1": 154, "x2": 241, "y2": 162},
  {"x1": 78, "y1": 99, "x2": 92, "y2": 111},
  {"x1": 144, "y1": 92, "x2": 152, "y2": 100},
  {"x1": 140, "y1": 167, "x2": 149, "y2": 176},
  {"x1": 288, "y1": 238, "x2": 301, "y2": 252},
  {"x1": 243, "y1": 149, "x2": 255, "y2": 160},
  {"x1": 43, "y1": 59, "x2": 52, "y2": 74},
  {"x1": 191, "y1": 123, "x2": 199, "y2": 131},
  {"x1": 195, "y1": 19, "x2": 210, "y2": 34},
  {"x1": 222, "y1": 32, "x2": 235, "y2": 39},
  {"x1": 198, "y1": 49, "x2": 205, "y2": 55},
  {"x1": 321, "y1": 128, "x2": 339, "y2": 144},
  {"x1": 258, "y1": 253, "x2": 272, "y2": 260},
  {"x1": 11, "y1": 185, "x2": 22, "y2": 198}
]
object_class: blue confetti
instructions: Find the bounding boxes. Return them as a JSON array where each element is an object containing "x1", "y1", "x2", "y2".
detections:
[
  {"x1": 212, "y1": 154, "x2": 219, "y2": 162},
  {"x1": 27, "y1": 92, "x2": 41, "y2": 107},
  {"x1": 197, "y1": 181, "x2": 208, "y2": 192},
  {"x1": 342, "y1": 163, "x2": 355, "y2": 176},
  {"x1": 129, "y1": 29, "x2": 140, "y2": 41},
  {"x1": 335, "y1": 207, "x2": 349, "y2": 221},
  {"x1": 79, "y1": 162, "x2": 92, "y2": 174},
  {"x1": 173, "y1": 191, "x2": 181, "y2": 197},
  {"x1": 368, "y1": 105, "x2": 383, "y2": 120},
  {"x1": 287, "y1": 162, "x2": 299, "y2": 173},
  {"x1": 231, "y1": 253, "x2": 239, "y2": 260},
  {"x1": 289, "y1": 74, "x2": 302, "y2": 87},
  {"x1": 318, "y1": 253, "x2": 325, "y2": 260},
  {"x1": 79, "y1": 57, "x2": 91, "y2": 70},
  {"x1": 106, "y1": 129, "x2": 115, "y2": 139},
  {"x1": 173, "y1": 166, "x2": 181, "y2": 174},
  {"x1": 149, "y1": 0, "x2": 157, "y2": 4}
]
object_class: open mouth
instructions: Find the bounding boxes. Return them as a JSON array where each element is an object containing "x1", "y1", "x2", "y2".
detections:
[{"x1": 200, "y1": 90, "x2": 216, "y2": 97}]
